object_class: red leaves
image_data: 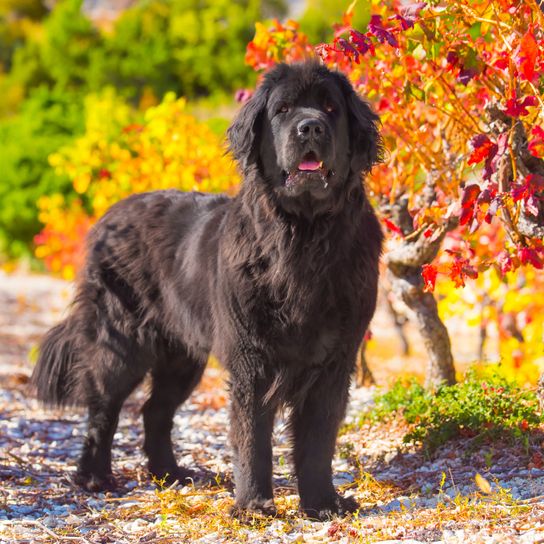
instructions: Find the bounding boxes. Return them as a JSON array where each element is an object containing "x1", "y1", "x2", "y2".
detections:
[
  {"x1": 518, "y1": 247, "x2": 544, "y2": 269},
  {"x1": 479, "y1": 133, "x2": 507, "y2": 181},
  {"x1": 459, "y1": 207, "x2": 474, "y2": 227},
  {"x1": 393, "y1": 2, "x2": 427, "y2": 30},
  {"x1": 484, "y1": 196, "x2": 500, "y2": 224},
  {"x1": 497, "y1": 245, "x2": 544, "y2": 274},
  {"x1": 446, "y1": 46, "x2": 484, "y2": 85},
  {"x1": 465, "y1": 135, "x2": 501, "y2": 223},
  {"x1": 461, "y1": 184, "x2": 481, "y2": 209},
  {"x1": 334, "y1": 38, "x2": 362, "y2": 63},
  {"x1": 368, "y1": 15, "x2": 399, "y2": 47},
  {"x1": 459, "y1": 184, "x2": 481, "y2": 229},
  {"x1": 511, "y1": 174, "x2": 544, "y2": 217},
  {"x1": 349, "y1": 30, "x2": 375, "y2": 56},
  {"x1": 422, "y1": 264, "x2": 437, "y2": 292},
  {"x1": 468, "y1": 135, "x2": 496, "y2": 165},
  {"x1": 319, "y1": 2, "x2": 426, "y2": 67},
  {"x1": 516, "y1": 29, "x2": 538, "y2": 82},
  {"x1": 497, "y1": 251, "x2": 514, "y2": 275},
  {"x1": 528, "y1": 126, "x2": 544, "y2": 157},
  {"x1": 383, "y1": 217, "x2": 403, "y2": 235},
  {"x1": 492, "y1": 52, "x2": 509, "y2": 71},
  {"x1": 447, "y1": 252, "x2": 478, "y2": 288},
  {"x1": 318, "y1": 11, "x2": 399, "y2": 65},
  {"x1": 318, "y1": 29, "x2": 376, "y2": 65},
  {"x1": 504, "y1": 93, "x2": 538, "y2": 117}
]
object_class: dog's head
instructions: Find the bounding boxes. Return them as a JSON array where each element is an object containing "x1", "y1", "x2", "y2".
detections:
[{"x1": 228, "y1": 61, "x2": 382, "y2": 211}]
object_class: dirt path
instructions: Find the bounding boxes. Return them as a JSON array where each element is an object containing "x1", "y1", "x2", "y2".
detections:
[{"x1": 1, "y1": 271, "x2": 543, "y2": 543}]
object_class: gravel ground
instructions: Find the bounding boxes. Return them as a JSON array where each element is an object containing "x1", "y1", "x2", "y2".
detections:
[{"x1": 1, "y1": 271, "x2": 544, "y2": 543}]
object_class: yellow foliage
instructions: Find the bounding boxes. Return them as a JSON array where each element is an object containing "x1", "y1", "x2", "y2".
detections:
[
  {"x1": 36, "y1": 91, "x2": 240, "y2": 278},
  {"x1": 437, "y1": 267, "x2": 544, "y2": 385}
]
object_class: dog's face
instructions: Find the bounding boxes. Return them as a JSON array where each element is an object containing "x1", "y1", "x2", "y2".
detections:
[{"x1": 228, "y1": 62, "x2": 382, "y2": 212}]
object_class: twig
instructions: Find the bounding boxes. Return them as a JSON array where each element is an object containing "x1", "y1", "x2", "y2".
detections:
[
  {"x1": 23, "y1": 520, "x2": 93, "y2": 543},
  {"x1": 518, "y1": 495, "x2": 544, "y2": 505}
]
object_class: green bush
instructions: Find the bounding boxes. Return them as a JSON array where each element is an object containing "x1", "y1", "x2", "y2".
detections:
[
  {"x1": 0, "y1": 87, "x2": 84, "y2": 258},
  {"x1": 5, "y1": 0, "x2": 279, "y2": 105},
  {"x1": 364, "y1": 370, "x2": 543, "y2": 454},
  {"x1": 0, "y1": 0, "x2": 49, "y2": 72},
  {"x1": 299, "y1": 0, "x2": 371, "y2": 43},
  {"x1": 6, "y1": 0, "x2": 102, "y2": 96},
  {"x1": 103, "y1": 0, "x2": 260, "y2": 100}
]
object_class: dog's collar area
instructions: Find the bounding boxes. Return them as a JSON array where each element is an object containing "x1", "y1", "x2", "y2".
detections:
[{"x1": 281, "y1": 168, "x2": 334, "y2": 192}]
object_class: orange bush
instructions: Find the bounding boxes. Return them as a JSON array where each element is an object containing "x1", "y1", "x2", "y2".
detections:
[{"x1": 35, "y1": 91, "x2": 240, "y2": 279}]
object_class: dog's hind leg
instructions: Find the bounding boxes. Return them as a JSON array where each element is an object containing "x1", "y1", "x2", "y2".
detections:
[
  {"x1": 75, "y1": 351, "x2": 146, "y2": 492},
  {"x1": 143, "y1": 348, "x2": 206, "y2": 486}
]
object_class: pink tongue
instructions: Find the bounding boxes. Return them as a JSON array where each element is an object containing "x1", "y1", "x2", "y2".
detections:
[{"x1": 298, "y1": 160, "x2": 321, "y2": 171}]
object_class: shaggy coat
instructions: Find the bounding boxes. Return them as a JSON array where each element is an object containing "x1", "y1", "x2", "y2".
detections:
[{"x1": 32, "y1": 61, "x2": 383, "y2": 519}]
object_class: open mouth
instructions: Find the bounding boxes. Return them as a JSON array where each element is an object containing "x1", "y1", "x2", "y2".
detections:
[
  {"x1": 297, "y1": 151, "x2": 324, "y2": 172},
  {"x1": 282, "y1": 151, "x2": 333, "y2": 193}
]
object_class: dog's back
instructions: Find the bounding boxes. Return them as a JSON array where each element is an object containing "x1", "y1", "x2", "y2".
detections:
[{"x1": 33, "y1": 189, "x2": 230, "y2": 403}]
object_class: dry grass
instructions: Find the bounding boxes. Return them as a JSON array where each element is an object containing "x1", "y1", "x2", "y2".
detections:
[{"x1": 64, "y1": 469, "x2": 533, "y2": 543}]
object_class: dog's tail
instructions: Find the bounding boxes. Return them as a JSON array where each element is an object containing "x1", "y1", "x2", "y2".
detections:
[{"x1": 31, "y1": 319, "x2": 84, "y2": 407}]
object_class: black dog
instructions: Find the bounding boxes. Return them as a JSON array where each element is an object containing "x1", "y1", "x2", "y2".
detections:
[{"x1": 32, "y1": 61, "x2": 383, "y2": 519}]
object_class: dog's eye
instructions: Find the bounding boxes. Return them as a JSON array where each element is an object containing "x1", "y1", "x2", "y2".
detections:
[
  {"x1": 324, "y1": 104, "x2": 335, "y2": 113},
  {"x1": 277, "y1": 104, "x2": 289, "y2": 114}
]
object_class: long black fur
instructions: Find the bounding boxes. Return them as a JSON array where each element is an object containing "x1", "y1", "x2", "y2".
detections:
[{"x1": 31, "y1": 61, "x2": 383, "y2": 519}]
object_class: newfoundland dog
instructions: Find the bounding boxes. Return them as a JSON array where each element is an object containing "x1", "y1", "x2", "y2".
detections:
[{"x1": 32, "y1": 61, "x2": 383, "y2": 519}]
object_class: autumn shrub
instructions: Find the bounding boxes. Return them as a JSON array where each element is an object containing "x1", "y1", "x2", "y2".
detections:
[
  {"x1": 247, "y1": 1, "x2": 544, "y2": 275},
  {"x1": 365, "y1": 370, "x2": 543, "y2": 454},
  {"x1": 35, "y1": 91, "x2": 240, "y2": 279},
  {"x1": 0, "y1": 86, "x2": 84, "y2": 258},
  {"x1": 246, "y1": 0, "x2": 544, "y2": 386}
]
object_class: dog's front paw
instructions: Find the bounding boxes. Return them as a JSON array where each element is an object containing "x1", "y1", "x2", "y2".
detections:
[
  {"x1": 74, "y1": 471, "x2": 117, "y2": 492},
  {"x1": 231, "y1": 497, "x2": 277, "y2": 519},
  {"x1": 302, "y1": 493, "x2": 359, "y2": 521}
]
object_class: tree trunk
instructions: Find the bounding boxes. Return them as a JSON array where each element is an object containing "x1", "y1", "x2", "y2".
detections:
[
  {"x1": 384, "y1": 194, "x2": 457, "y2": 389},
  {"x1": 383, "y1": 285, "x2": 410, "y2": 356},
  {"x1": 388, "y1": 269, "x2": 455, "y2": 388},
  {"x1": 355, "y1": 339, "x2": 375, "y2": 387}
]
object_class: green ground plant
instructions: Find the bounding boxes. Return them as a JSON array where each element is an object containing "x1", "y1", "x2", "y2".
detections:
[{"x1": 364, "y1": 369, "x2": 543, "y2": 454}]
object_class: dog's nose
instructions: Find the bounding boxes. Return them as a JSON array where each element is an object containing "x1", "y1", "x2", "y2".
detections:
[{"x1": 297, "y1": 119, "x2": 325, "y2": 140}]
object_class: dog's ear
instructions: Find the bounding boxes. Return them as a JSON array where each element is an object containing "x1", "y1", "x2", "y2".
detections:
[
  {"x1": 341, "y1": 78, "x2": 383, "y2": 174},
  {"x1": 227, "y1": 85, "x2": 269, "y2": 172}
]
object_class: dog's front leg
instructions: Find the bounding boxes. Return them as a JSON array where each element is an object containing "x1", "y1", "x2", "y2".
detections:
[
  {"x1": 229, "y1": 370, "x2": 276, "y2": 517},
  {"x1": 291, "y1": 366, "x2": 359, "y2": 520}
]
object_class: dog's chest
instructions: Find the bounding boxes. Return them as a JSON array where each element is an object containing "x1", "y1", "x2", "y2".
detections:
[
  {"x1": 279, "y1": 323, "x2": 340, "y2": 366},
  {"x1": 254, "y1": 286, "x2": 349, "y2": 366}
]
